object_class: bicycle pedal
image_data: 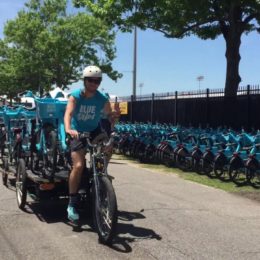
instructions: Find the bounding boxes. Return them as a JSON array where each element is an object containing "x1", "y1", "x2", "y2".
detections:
[{"x1": 78, "y1": 188, "x2": 87, "y2": 194}]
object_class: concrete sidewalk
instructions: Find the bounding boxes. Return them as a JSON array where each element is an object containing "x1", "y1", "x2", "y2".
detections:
[{"x1": 110, "y1": 158, "x2": 260, "y2": 259}]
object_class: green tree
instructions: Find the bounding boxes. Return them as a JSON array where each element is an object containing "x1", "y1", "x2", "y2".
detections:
[
  {"x1": 0, "y1": 0, "x2": 120, "y2": 97},
  {"x1": 74, "y1": 0, "x2": 260, "y2": 97},
  {"x1": 0, "y1": 40, "x2": 28, "y2": 101}
]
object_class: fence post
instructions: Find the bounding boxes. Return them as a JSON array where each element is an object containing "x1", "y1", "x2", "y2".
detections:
[
  {"x1": 247, "y1": 84, "x2": 251, "y2": 131},
  {"x1": 206, "y1": 88, "x2": 209, "y2": 126},
  {"x1": 174, "y1": 91, "x2": 178, "y2": 125},
  {"x1": 151, "y1": 93, "x2": 155, "y2": 124},
  {"x1": 131, "y1": 95, "x2": 134, "y2": 123}
]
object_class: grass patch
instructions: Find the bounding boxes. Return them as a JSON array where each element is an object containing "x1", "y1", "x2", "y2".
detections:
[{"x1": 112, "y1": 154, "x2": 260, "y2": 201}]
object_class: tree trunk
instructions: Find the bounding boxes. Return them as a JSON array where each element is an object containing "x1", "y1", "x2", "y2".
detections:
[
  {"x1": 224, "y1": 32, "x2": 242, "y2": 97},
  {"x1": 223, "y1": 3, "x2": 243, "y2": 97}
]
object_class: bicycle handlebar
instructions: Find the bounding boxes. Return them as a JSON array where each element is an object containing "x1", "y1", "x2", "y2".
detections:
[
  {"x1": 68, "y1": 132, "x2": 113, "y2": 148},
  {"x1": 225, "y1": 142, "x2": 237, "y2": 147}
]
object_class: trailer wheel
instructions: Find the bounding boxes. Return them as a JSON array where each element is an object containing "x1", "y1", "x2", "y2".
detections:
[{"x1": 16, "y1": 159, "x2": 27, "y2": 210}]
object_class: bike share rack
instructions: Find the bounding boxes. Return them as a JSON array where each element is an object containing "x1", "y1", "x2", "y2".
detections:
[
  {"x1": 15, "y1": 95, "x2": 71, "y2": 209},
  {"x1": 113, "y1": 122, "x2": 260, "y2": 188}
]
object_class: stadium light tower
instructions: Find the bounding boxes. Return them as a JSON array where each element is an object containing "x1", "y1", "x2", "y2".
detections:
[
  {"x1": 197, "y1": 75, "x2": 204, "y2": 90},
  {"x1": 138, "y1": 83, "x2": 144, "y2": 96}
]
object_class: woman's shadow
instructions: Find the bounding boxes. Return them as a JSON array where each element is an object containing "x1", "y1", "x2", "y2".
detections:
[
  {"x1": 109, "y1": 209, "x2": 162, "y2": 252},
  {"x1": 25, "y1": 201, "x2": 162, "y2": 253}
]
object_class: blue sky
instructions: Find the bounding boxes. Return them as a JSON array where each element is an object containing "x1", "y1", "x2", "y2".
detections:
[{"x1": 0, "y1": 0, "x2": 259, "y2": 97}]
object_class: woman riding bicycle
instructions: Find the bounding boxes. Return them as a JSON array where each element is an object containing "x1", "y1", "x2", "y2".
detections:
[{"x1": 64, "y1": 65, "x2": 120, "y2": 222}]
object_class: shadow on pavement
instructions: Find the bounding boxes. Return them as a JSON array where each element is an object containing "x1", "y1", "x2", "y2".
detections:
[
  {"x1": 26, "y1": 200, "x2": 81, "y2": 218},
  {"x1": 23, "y1": 202, "x2": 162, "y2": 253},
  {"x1": 118, "y1": 209, "x2": 146, "y2": 221},
  {"x1": 25, "y1": 200, "x2": 70, "y2": 223},
  {"x1": 109, "y1": 209, "x2": 162, "y2": 253}
]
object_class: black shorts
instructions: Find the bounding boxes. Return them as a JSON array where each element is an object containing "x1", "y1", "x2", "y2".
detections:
[
  {"x1": 100, "y1": 118, "x2": 112, "y2": 136},
  {"x1": 69, "y1": 126, "x2": 107, "y2": 152},
  {"x1": 69, "y1": 137, "x2": 87, "y2": 152}
]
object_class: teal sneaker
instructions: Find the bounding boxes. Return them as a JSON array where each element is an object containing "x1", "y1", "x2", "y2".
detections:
[{"x1": 67, "y1": 206, "x2": 79, "y2": 222}]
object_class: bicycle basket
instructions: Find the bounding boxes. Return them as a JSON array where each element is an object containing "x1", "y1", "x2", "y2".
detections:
[
  {"x1": 35, "y1": 98, "x2": 67, "y2": 120},
  {"x1": 3, "y1": 107, "x2": 22, "y2": 127}
]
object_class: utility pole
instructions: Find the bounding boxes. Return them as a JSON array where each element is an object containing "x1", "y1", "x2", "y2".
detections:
[{"x1": 132, "y1": 26, "x2": 137, "y2": 100}]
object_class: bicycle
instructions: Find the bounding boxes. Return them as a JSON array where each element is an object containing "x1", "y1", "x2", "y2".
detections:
[
  {"x1": 73, "y1": 131, "x2": 118, "y2": 244},
  {"x1": 0, "y1": 118, "x2": 5, "y2": 163},
  {"x1": 32, "y1": 97, "x2": 68, "y2": 180},
  {"x1": 1, "y1": 106, "x2": 25, "y2": 186}
]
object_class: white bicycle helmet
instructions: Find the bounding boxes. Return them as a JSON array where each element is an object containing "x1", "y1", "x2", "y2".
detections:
[{"x1": 82, "y1": 65, "x2": 102, "y2": 79}]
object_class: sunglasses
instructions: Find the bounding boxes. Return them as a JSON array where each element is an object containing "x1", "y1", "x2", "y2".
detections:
[{"x1": 86, "y1": 78, "x2": 102, "y2": 84}]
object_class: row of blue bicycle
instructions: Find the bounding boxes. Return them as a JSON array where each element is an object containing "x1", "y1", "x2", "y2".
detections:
[
  {"x1": 0, "y1": 91, "x2": 69, "y2": 185},
  {"x1": 113, "y1": 123, "x2": 260, "y2": 188}
]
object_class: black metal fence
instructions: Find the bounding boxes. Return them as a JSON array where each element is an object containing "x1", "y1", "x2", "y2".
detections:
[{"x1": 116, "y1": 85, "x2": 260, "y2": 130}]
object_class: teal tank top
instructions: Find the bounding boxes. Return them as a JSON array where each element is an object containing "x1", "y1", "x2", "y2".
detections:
[{"x1": 70, "y1": 89, "x2": 108, "y2": 132}]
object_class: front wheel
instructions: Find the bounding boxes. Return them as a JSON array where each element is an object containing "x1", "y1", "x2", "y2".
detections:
[
  {"x1": 93, "y1": 176, "x2": 117, "y2": 245},
  {"x1": 16, "y1": 158, "x2": 27, "y2": 210}
]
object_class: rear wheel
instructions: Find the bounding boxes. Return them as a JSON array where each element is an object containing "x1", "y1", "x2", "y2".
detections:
[
  {"x1": 176, "y1": 154, "x2": 191, "y2": 171},
  {"x1": 93, "y1": 176, "x2": 117, "y2": 245},
  {"x1": 192, "y1": 158, "x2": 203, "y2": 174},
  {"x1": 16, "y1": 158, "x2": 27, "y2": 210},
  {"x1": 229, "y1": 165, "x2": 248, "y2": 186},
  {"x1": 247, "y1": 169, "x2": 260, "y2": 188},
  {"x1": 163, "y1": 147, "x2": 174, "y2": 167},
  {"x1": 211, "y1": 162, "x2": 223, "y2": 179},
  {"x1": 43, "y1": 130, "x2": 57, "y2": 177},
  {"x1": 145, "y1": 145, "x2": 155, "y2": 163},
  {"x1": 2, "y1": 157, "x2": 8, "y2": 186},
  {"x1": 215, "y1": 165, "x2": 230, "y2": 181},
  {"x1": 202, "y1": 159, "x2": 213, "y2": 175},
  {"x1": 14, "y1": 139, "x2": 22, "y2": 161}
]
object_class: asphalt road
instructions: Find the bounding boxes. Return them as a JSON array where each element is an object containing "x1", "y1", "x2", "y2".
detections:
[{"x1": 1, "y1": 158, "x2": 260, "y2": 260}]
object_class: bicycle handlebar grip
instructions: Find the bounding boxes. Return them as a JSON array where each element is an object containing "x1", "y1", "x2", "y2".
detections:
[{"x1": 65, "y1": 133, "x2": 73, "y2": 145}]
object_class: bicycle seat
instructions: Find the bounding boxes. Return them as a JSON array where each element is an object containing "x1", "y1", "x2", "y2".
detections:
[{"x1": 11, "y1": 127, "x2": 22, "y2": 134}]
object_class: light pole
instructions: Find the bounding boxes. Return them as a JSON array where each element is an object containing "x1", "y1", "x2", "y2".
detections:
[{"x1": 197, "y1": 75, "x2": 204, "y2": 91}]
